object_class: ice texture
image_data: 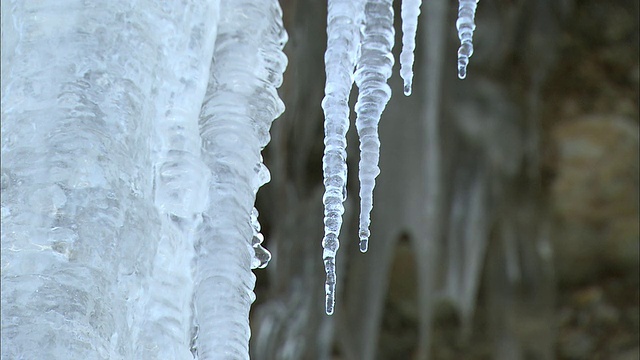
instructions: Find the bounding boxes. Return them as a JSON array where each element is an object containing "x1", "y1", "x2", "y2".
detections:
[
  {"x1": 399, "y1": 0, "x2": 422, "y2": 95},
  {"x1": 194, "y1": 0, "x2": 286, "y2": 358},
  {"x1": 141, "y1": 1, "x2": 221, "y2": 358},
  {"x1": 456, "y1": 0, "x2": 479, "y2": 79},
  {"x1": 1, "y1": 1, "x2": 166, "y2": 358},
  {"x1": 322, "y1": 0, "x2": 364, "y2": 315},
  {"x1": 1, "y1": 0, "x2": 286, "y2": 358},
  {"x1": 354, "y1": 0, "x2": 395, "y2": 253},
  {"x1": 251, "y1": 207, "x2": 272, "y2": 269}
]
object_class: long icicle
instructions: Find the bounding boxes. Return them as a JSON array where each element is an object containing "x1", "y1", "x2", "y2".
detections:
[
  {"x1": 321, "y1": 0, "x2": 364, "y2": 315},
  {"x1": 354, "y1": 0, "x2": 395, "y2": 253},
  {"x1": 399, "y1": 0, "x2": 422, "y2": 95},
  {"x1": 456, "y1": 0, "x2": 479, "y2": 79},
  {"x1": 194, "y1": 0, "x2": 286, "y2": 357}
]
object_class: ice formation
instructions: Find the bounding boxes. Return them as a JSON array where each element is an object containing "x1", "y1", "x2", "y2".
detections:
[
  {"x1": 321, "y1": 0, "x2": 481, "y2": 315},
  {"x1": 321, "y1": 0, "x2": 364, "y2": 316},
  {"x1": 456, "y1": 0, "x2": 479, "y2": 79},
  {"x1": 354, "y1": 0, "x2": 395, "y2": 253},
  {"x1": 194, "y1": 0, "x2": 286, "y2": 357},
  {"x1": 399, "y1": 0, "x2": 422, "y2": 95},
  {"x1": 1, "y1": 0, "x2": 286, "y2": 358}
]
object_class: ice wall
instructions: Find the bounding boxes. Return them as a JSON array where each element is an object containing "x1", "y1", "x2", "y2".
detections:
[
  {"x1": 140, "y1": 1, "x2": 220, "y2": 359},
  {"x1": 1, "y1": 1, "x2": 286, "y2": 359},
  {"x1": 1, "y1": 1, "x2": 166, "y2": 358}
]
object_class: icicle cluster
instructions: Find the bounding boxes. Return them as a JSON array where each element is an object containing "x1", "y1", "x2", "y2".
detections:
[
  {"x1": 321, "y1": 0, "x2": 480, "y2": 315},
  {"x1": 456, "y1": 0, "x2": 479, "y2": 79}
]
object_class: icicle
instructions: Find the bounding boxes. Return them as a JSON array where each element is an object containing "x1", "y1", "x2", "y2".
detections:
[
  {"x1": 195, "y1": 0, "x2": 286, "y2": 357},
  {"x1": 456, "y1": 0, "x2": 479, "y2": 79},
  {"x1": 139, "y1": 3, "x2": 221, "y2": 358},
  {"x1": 354, "y1": 0, "x2": 394, "y2": 253},
  {"x1": 322, "y1": 0, "x2": 364, "y2": 315},
  {"x1": 399, "y1": 0, "x2": 422, "y2": 95}
]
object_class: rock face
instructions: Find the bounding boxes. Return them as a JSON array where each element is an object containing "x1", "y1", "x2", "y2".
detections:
[{"x1": 552, "y1": 115, "x2": 639, "y2": 284}]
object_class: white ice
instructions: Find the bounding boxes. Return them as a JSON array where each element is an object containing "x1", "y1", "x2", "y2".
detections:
[{"x1": 194, "y1": 0, "x2": 286, "y2": 357}]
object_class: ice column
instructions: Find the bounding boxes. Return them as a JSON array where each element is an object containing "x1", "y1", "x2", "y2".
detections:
[
  {"x1": 139, "y1": 2, "x2": 220, "y2": 359},
  {"x1": 456, "y1": 0, "x2": 479, "y2": 79},
  {"x1": 354, "y1": 0, "x2": 395, "y2": 253},
  {"x1": 322, "y1": 0, "x2": 364, "y2": 315},
  {"x1": 194, "y1": 0, "x2": 287, "y2": 358},
  {"x1": 399, "y1": 0, "x2": 422, "y2": 95},
  {"x1": 1, "y1": 1, "x2": 164, "y2": 358}
]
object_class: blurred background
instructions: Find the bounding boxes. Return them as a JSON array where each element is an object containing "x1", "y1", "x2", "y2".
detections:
[{"x1": 249, "y1": 0, "x2": 639, "y2": 359}]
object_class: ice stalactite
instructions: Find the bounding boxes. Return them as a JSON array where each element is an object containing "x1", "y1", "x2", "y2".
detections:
[
  {"x1": 194, "y1": 0, "x2": 286, "y2": 358},
  {"x1": 354, "y1": 0, "x2": 395, "y2": 253},
  {"x1": 399, "y1": 0, "x2": 422, "y2": 95},
  {"x1": 321, "y1": 0, "x2": 484, "y2": 315},
  {"x1": 456, "y1": 0, "x2": 479, "y2": 79},
  {"x1": 141, "y1": 2, "x2": 220, "y2": 359},
  {"x1": 322, "y1": 0, "x2": 364, "y2": 315}
]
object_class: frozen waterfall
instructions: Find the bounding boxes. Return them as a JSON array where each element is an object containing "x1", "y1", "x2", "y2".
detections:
[{"x1": 1, "y1": 0, "x2": 286, "y2": 359}]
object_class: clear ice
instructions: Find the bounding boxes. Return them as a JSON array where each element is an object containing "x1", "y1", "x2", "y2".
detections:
[
  {"x1": 399, "y1": 0, "x2": 422, "y2": 95},
  {"x1": 322, "y1": 0, "x2": 364, "y2": 315},
  {"x1": 456, "y1": 0, "x2": 479, "y2": 79},
  {"x1": 354, "y1": 0, "x2": 395, "y2": 253},
  {"x1": 1, "y1": 0, "x2": 286, "y2": 358},
  {"x1": 194, "y1": 0, "x2": 286, "y2": 358}
]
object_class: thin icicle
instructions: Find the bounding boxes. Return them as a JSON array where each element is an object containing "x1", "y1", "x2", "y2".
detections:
[
  {"x1": 456, "y1": 0, "x2": 479, "y2": 79},
  {"x1": 399, "y1": 0, "x2": 422, "y2": 95},
  {"x1": 354, "y1": 0, "x2": 394, "y2": 253},
  {"x1": 322, "y1": 0, "x2": 364, "y2": 315}
]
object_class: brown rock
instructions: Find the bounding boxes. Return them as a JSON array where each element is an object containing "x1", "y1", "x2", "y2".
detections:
[{"x1": 552, "y1": 115, "x2": 639, "y2": 283}]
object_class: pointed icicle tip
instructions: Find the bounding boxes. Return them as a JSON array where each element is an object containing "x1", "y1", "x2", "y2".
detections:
[
  {"x1": 326, "y1": 296, "x2": 335, "y2": 315},
  {"x1": 359, "y1": 238, "x2": 369, "y2": 253},
  {"x1": 399, "y1": 0, "x2": 422, "y2": 97},
  {"x1": 403, "y1": 82, "x2": 412, "y2": 96},
  {"x1": 458, "y1": 67, "x2": 467, "y2": 79}
]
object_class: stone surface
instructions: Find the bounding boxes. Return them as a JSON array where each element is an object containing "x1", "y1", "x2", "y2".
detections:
[{"x1": 552, "y1": 115, "x2": 639, "y2": 284}]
